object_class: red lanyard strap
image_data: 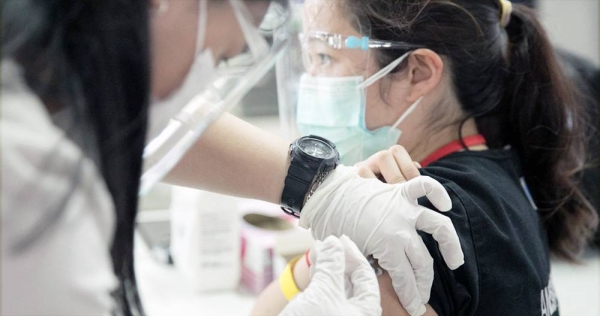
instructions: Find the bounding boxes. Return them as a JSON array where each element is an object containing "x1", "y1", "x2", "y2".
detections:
[{"x1": 420, "y1": 134, "x2": 487, "y2": 167}]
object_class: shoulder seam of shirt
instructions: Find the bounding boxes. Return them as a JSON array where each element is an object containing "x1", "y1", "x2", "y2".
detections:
[{"x1": 445, "y1": 182, "x2": 482, "y2": 312}]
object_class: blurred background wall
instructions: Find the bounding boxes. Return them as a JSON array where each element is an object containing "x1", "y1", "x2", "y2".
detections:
[{"x1": 538, "y1": 0, "x2": 599, "y2": 66}]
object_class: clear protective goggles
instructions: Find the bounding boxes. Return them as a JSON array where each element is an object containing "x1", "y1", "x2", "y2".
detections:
[
  {"x1": 299, "y1": 31, "x2": 424, "y2": 51},
  {"x1": 140, "y1": 0, "x2": 291, "y2": 195}
]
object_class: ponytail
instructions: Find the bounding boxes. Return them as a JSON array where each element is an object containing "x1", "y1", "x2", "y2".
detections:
[{"x1": 501, "y1": 4, "x2": 597, "y2": 260}]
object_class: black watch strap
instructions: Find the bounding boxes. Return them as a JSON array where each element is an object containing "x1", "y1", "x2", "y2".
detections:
[{"x1": 280, "y1": 161, "x2": 316, "y2": 218}]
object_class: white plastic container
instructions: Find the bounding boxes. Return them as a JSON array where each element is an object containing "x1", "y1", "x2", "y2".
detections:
[{"x1": 169, "y1": 185, "x2": 240, "y2": 292}]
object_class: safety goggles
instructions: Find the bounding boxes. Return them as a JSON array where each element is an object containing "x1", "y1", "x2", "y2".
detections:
[{"x1": 299, "y1": 31, "x2": 424, "y2": 51}]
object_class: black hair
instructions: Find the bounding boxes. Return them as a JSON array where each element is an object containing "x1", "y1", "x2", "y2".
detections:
[
  {"x1": 343, "y1": 0, "x2": 597, "y2": 261},
  {"x1": 3, "y1": 0, "x2": 150, "y2": 314}
]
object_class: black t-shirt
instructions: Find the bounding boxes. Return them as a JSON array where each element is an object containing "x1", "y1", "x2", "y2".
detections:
[{"x1": 417, "y1": 148, "x2": 559, "y2": 316}]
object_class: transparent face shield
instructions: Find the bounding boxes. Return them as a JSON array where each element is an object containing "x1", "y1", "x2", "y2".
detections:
[
  {"x1": 140, "y1": 0, "x2": 290, "y2": 195},
  {"x1": 275, "y1": 1, "x2": 423, "y2": 165}
]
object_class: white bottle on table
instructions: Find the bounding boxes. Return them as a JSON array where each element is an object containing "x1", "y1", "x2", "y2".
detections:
[{"x1": 170, "y1": 185, "x2": 241, "y2": 292}]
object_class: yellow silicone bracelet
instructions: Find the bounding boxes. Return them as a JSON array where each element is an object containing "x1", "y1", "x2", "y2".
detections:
[{"x1": 279, "y1": 255, "x2": 303, "y2": 301}]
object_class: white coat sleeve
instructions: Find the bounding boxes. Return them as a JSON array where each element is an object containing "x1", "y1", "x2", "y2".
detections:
[{"x1": 1, "y1": 61, "x2": 118, "y2": 316}]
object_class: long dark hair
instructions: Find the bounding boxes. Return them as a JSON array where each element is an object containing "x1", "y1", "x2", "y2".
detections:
[
  {"x1": 3, "y1": 0, "x2": 150, "y2": 314},
  {"x1": 343, "y1": 0, "x2": 597, "y2": 261}
]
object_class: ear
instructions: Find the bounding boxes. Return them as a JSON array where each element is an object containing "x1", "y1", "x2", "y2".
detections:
[{"x1": 404, "y1": 49, "x2": 444, "y2": 103}]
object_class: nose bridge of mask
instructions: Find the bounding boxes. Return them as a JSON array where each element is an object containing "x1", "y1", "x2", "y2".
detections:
[
  {"x1": 230, "y1": 0, "x2": 270, "y2": 61},
  {"x1": 296, "y1": 74, "x2": 364, "y2": 127}
]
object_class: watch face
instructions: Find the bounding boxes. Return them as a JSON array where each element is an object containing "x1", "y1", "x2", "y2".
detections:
[{"x1": 298, "y1": 138, "x2": 334, "y2": 159}]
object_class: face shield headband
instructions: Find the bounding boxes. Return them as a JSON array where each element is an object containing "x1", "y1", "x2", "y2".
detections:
[{"x1": 140, "y1": 0, "x2": 290, "y2": 195}]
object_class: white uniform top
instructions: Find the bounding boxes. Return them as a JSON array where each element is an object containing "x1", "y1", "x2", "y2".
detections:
[{"x1": 1, "y1": 60, "x2": 118, "y2": 315}]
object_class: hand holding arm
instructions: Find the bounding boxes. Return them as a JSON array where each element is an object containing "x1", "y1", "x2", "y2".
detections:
[
  {"x1": 300, "y1": 166, "x2": 464, "y2": 316},
  {"x1": 355, "y1": 145, "x2": 421, "y2": 183}
]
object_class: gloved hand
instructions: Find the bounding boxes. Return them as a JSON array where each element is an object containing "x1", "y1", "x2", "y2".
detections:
[
  {"x1": 279, "y1": 235, "x2": 381, "y2": 316},
  {"x1": 300, "y1": 165, "x2": 464, "y2": 316}
]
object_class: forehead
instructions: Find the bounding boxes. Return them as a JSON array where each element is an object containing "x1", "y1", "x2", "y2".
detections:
[{"x1": 302, "y1": 0, "x2": 359, "y2": 36}]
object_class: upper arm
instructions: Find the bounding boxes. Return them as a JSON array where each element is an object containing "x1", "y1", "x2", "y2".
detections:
[{"x1": 377, "y1": 270, "x2": 438, "y2": 316}]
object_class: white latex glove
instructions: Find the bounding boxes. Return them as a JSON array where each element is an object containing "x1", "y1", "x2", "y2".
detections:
[
  {"x1": 279, "y1": 235, "x2": 381, "y2": 316},
  {"x1": 300, "y1": 166, "x2": 464, "y2": 316}
]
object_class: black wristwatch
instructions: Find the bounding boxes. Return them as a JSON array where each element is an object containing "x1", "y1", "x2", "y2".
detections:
[{"x1": 280, "y1": 135, "x2": 339, "y2": 218}]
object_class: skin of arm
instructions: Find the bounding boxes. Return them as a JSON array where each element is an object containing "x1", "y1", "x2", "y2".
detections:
[
  {"x1": 164, "y1": 112, "x2": 290, "y2": 204},
  {"x1": 251, "y1": 254, "x2": 438, "y2": 316},
  {"x1": 377, "y1": 269, "x2": 438, "y2": 316},
  {"x1": 251, "y1": 255, "x2": 311, "y2": 316}
]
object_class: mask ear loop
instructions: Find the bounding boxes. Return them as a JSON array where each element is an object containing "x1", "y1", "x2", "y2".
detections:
[
  {"x1": 196, "y1": 0, "x2": 208, "y2": 55},
  {"x1": 387, "y1": 96, "x2": 424, "y2": 142},
  {"x1": 391, "y1": 96, "x2": 424, "y2": 131},
  {"x1": 355, "y1": 51, "x2": 420, "y2": 143}
]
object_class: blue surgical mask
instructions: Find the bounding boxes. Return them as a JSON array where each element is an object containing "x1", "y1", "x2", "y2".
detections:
[{"x1": 296, "y1": 52, "x2": 423, "y2": 165}]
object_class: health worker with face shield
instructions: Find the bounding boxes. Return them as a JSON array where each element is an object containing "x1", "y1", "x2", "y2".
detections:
[{"x1": 1, "y1": 0, "x2": 464, "y2": 315}]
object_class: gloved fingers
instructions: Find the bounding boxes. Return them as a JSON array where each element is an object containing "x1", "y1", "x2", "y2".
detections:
[
  {"x1": 402, "y1": 176, "x2": 452, "y2": 211},
  {"x1": 404, "y1": 234, "x2": 434, "y2": 303},
  {"x1": 375, "y1": 241, "x2": 425, "y2": 316},
  {"x1": 339, "y1": 236, "x2": 381, "y2": 312},
  {"x1": 389, "y1": 145, "x2": 421, "y2": 182},
  {"x1": 355, "y1": 150, "x2": 404, "y2": 183},
  {"x1": 415, "y1": 207, "x2": 465, "y2": 270},
  {"x1": 358, "y1": 148, "x2": 418, "y2": 184},
  {"x1": 308, "y1": 235, "x2": 346, "y2": 295},
  {"x1": 344, "y1": 274, "x2": 354, "y2": 298},
  {"x1": 372, "y1": 149, "x2": 407, "y2": 183},
  {"x1": 338, "y1": 235, "x2": 370, "y2": 272},
  {"x1": 357, "y1": 165, "x2": 378, "y2": 179}
]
